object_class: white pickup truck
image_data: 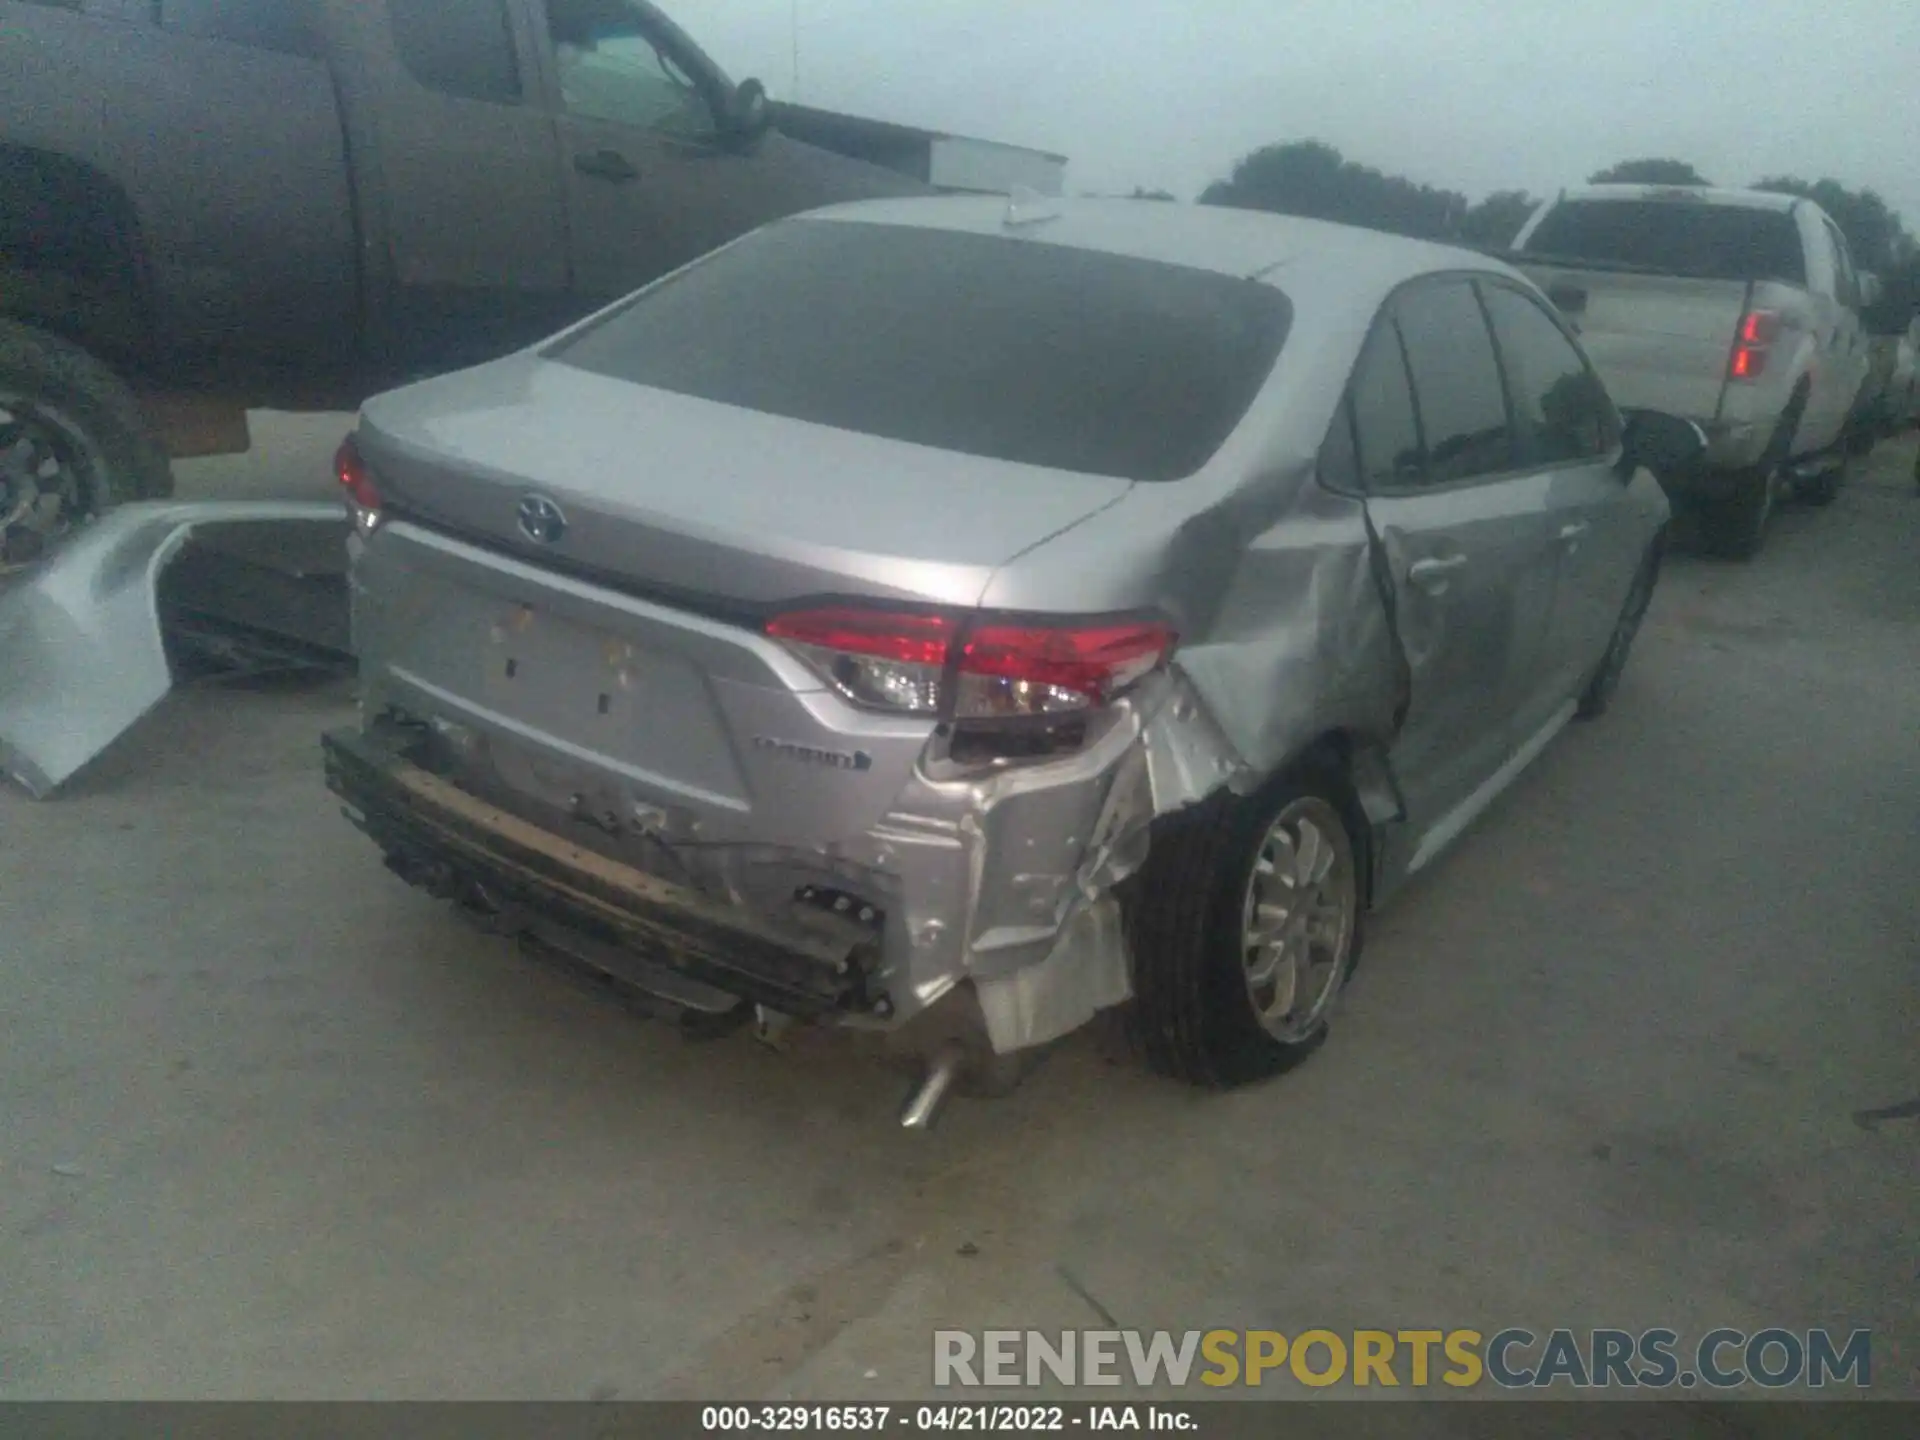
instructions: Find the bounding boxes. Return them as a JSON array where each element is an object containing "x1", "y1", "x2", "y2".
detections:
[{"x1": 1512, "y1": 185, "x2": 1870, "y2": 558}]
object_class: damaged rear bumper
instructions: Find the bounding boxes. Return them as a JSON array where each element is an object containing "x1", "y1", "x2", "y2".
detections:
[
  {"x1": 0, "y1": 500, "x2": 350, "y2": 797},
  {"x1": 329, "y1": 664, "x2": 1256, "y2": 1058},
  {"x1": 323, "y1": 722, "x2": 868, "y2": 1018}
]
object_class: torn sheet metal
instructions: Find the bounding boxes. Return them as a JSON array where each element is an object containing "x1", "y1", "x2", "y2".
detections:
[
  {"x1": 973, "y1": 894, "x2": 1131, "y2": 1054},
  {"x1": 0, "y1": 500, "x2": 349, "y2": 797},
  {"x1": 1164, "y1": 473, "x2": 1408, "y2": 792},
  {"x1": 336, "y1": 454, "x2": 1406, "y2": 1063}
]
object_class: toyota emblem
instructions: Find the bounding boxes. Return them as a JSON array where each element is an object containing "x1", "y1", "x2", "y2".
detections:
[{"x1": 517, "y1": 494, "x2": 567, "y2": 545}]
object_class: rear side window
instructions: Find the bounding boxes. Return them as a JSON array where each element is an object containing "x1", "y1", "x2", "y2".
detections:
[
  {"x1": 553, "y1": 221, "x2": 1293, "y2": 483},
  {"x1": 1525, "y1": 199, "x2": 1806, "y2": 286},
  {"x1": 1392, "y1": 280, "x2": 1515, "y2": 484},
  {"x1": 161, "y1": 0, "x2": 319, "y2": 56},
  {"x1": 1479, "y1": 283, "x2": 1615, "y2": 465},
  {"x1": 391, "y1": 0, "x2": 521, "y2": 103},
  {"x1": 1346, "y1": 323, "x2": 1423, "y2": 491}
]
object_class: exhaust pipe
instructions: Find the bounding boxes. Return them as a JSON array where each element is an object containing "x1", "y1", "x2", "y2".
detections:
[{"x1": 900, "y1": 1043, "x2": 967, "y2": 1132}]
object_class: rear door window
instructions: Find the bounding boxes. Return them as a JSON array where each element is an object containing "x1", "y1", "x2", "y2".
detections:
[
  {"x1": 1479, "y1": 283, "x2": 1615, "y2": 466},
  {"x1": 552, "y1": 220, "x2": 1293, "y2": 482},
  {"x1": 1392, "y1": 279, "x2": 1516, "y2": 484},
  {"x1": 390, "y1": 0, "x2": 522, "y2": 103},
  {"x1": 1345, "y1": 322, "x2": 1424, "y2": 492},
  {"x1": 1524, "y1": 199, "x2": 1806, "y2": 286}
]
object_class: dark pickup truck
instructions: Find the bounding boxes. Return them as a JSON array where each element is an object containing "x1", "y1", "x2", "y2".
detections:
[{"x1": 0, "y1": 0, "x2": 926, "y2": 564}]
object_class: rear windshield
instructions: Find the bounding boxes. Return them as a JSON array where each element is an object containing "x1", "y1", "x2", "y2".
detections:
[
  {"x1": 551, "y1": 220, "x2": 1292, "y2": 482},
  {"x1": 1524, "y1": 199, "x2": 1806, "y2": 285}
]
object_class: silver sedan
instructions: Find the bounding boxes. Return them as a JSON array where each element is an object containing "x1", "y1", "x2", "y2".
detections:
[{"x1": 324, "y1": 197, "x2": 1691, "y2": 1123}]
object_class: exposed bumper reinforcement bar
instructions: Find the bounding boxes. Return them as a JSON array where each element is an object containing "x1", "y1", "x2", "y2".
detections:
[{"x1": 322, "y1": 725, "x2": 868, "y2": 1019}]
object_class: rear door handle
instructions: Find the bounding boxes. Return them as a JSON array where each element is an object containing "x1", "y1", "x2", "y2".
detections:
[
  {"x1": 1406, "y1": 554, "x2": 1468, "y2": 591},
  {"x1": 574, "y1": 149, "x2": 639, "y2": 182}
]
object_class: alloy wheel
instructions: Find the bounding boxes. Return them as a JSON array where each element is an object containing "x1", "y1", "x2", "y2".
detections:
[
  {"x1": 0, "y1": 390, "x2": 106, "y2": 569},
  {"x1": 1240, "y1": 797, "x2": 1357, "y2": 1044}
]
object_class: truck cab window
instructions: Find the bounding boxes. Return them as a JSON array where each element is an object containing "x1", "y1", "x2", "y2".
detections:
[
  {"x1": 1823, "y1": 220, "x2": 1858, "y2": 306},
  {"x1": 391, "y1": 0, "x2": 522, "y2": 104},
  {"x1": 161, "y1": 1, "x2": 320, "y2": 57},
  {"x1": 546, "y1": 0, "x2": 715, "y2": 138}
]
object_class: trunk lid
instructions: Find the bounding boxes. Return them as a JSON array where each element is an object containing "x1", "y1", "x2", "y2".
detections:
[
  {"x1": 357, "y1": 353, "x2": 1131, "y2": 613},
  {"x1": 1516, "y1": 261, "x2": 1748, "y2": 422}
]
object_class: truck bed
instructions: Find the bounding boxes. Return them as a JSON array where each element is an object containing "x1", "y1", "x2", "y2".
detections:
[{"x1": 1514, "y1": 259, "x2": 1747, "y2": 424}]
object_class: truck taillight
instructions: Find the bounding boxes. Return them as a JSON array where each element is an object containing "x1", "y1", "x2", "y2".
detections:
[
  {"x1": 334, "y1": 435, "x2": 383, "y2": 533},
  {"x1": 1729, "y1": 309, "x2": 1781, "y2": 382},
  {"x1": 765, "y1": 608, "x2": 1176, "y2": 720}
]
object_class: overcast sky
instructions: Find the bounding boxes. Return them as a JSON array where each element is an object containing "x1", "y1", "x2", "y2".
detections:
[{"x1": 679, "y1": 0, "x2": 1920, "y2": 227}]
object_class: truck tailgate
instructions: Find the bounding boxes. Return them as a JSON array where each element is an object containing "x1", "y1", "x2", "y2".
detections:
[{"x1": 1518, "y1": 264, "x2": 1746, "y2": 422}]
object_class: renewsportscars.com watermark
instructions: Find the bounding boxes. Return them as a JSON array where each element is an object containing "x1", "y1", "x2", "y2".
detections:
[{"x1": 933, "y1": 1328, "x2": 1872, "y2": 1391}]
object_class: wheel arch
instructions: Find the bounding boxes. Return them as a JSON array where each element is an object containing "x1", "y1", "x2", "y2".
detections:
[
  {"x1": 1260, "y1": 727, "x2": 1403, "y2": 911},
  {"x1": 0, "y1": 145, "x2": 156, "y2": 368},
  {"x1": 1772, "y1": 373, "x2": 1814, "y2": 463}
]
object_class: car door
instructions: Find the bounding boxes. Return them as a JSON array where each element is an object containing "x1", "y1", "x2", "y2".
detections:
[
  {"x1": 531, "y1": 0, "x2": 767, "y2": 304},
  {"x1": 352, "y1": 0, "x2": 573, "y2": 369},
  {"x1": 1346, "y1": 278, "x2": 1563, "y2": 866},
  {"x1": 1477, "y1": 278, "x2": 1640, "y2": 714}
]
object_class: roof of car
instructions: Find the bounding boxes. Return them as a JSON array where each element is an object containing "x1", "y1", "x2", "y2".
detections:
[
  {"x1": 797, "y1": 195, "x2": 1515, "y2": 298},
  {"x1": 1556, "y1": 183, "x2": 1803, "y2": 213}
]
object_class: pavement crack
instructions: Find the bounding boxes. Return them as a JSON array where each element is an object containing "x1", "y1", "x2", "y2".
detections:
[{"x1": 1055, "y1": 1263, "x2": 1119, "y2": 1327}]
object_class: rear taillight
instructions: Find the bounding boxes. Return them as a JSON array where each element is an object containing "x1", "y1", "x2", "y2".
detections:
[
  {"x1": 766, "y1": 608, "x2": 1175, "y2": 721},
  {"x1": 334, "y1": 434, "x2": 383, "y2": 533},
  {"x1": 1729, "y1": 309, "x2": 1781, "y2": 382},
  {"x1": 766, "y1": 608, "x2": 954, "y2": 713},
  {"x1": 956, "y1": 622, "x2": 1174, "y2": 716}
]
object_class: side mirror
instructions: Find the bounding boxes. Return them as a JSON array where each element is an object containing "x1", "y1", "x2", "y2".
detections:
[
  {"x1": 1618, "y1": 409, "x2": 1707, "y2": 479},
  {"x1": 723, "y1": 78, "x2": 771, "y2": 147}
]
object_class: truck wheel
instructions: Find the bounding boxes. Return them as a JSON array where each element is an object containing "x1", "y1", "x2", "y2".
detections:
[
  {"x1": 1121, "y1": 762, "x2": 1363, "y2": 1087},
  {"x1": 1699, "y1": 387, "x2": 1808, "y2": 560},
  {"x1": 0, "y1": 319, "x2": 172, "y2": 567},
  {"x1": 1577, "y1": 536, "x2": 1663, "y2": 720},
  {"x1": 1699, "y1": 463, "x2": 1775, "y2": 560},
  {"x1": 1792, "y1": 450, "x2": 1846, "y2": 508}
]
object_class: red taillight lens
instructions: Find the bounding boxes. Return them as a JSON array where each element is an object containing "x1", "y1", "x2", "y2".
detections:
[
  {"x1": 765, "y1": 607, "x2": 953, "y2": 666},
  {"x1": 957, "y1": 622, "x2": 1174, "y2": 714},
  {"x1": 1729, "y1": 309, "x2": 1780, "y2": 381},
  {"x1": 334, "y1": 435, "x2": 382, "y2": 522},
  {"x1": 1740, "y1": 311, "x2": 1779, "y2": 345},
  {"x1": 765, "y1": 608, "x2": 954, "y2": 712},
  {"x1": 764, "y1": 609, "x2": 1175, "y2": 719}
]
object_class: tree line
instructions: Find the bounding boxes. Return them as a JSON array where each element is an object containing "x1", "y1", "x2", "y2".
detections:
[{"x1": 1160, "y1": 143, "x2": 1917, "y2": 329}]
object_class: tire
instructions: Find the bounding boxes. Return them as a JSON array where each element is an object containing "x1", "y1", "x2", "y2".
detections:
[
  {"x1": 1697, "y1": 463, "x2": 1775, "y2": 560},
  {"x1": 1121, "y1": 761, "x2": 1364, "y2": 1087},
  {"x1": 0, "y1": 319, "x2": 172, "y2": 566},
  {"x1": 1577, "y1": 537, "x2": 1663, "y2": 720},
  {"x1": 1697, "y1": 386, "x2": 1809, "y2": 561},
  {"x1": 1793, "y1": 449, "x2": 1846, "y2": 507}
]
